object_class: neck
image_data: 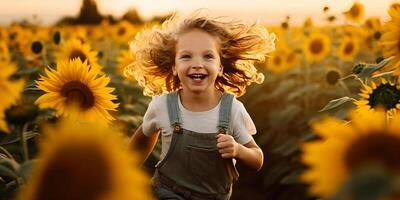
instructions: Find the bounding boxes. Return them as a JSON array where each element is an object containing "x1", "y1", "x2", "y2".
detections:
[{"x1": 179, "y1": 89, "x2": 222, "y2": 112}]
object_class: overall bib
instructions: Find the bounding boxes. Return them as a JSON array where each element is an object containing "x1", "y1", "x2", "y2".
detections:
[{"x1": 152, "y1": 91, "x2": 239, "y2": 200}]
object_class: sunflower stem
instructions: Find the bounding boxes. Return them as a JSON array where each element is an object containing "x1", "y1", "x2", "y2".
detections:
[{"x1": 19, "y1": 123, "x2": 29, "y2": 161}]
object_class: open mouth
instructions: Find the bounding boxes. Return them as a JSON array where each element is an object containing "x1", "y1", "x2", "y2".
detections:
[{"x1": 188, "y1": 74, "x2": 207, "y2": 80}]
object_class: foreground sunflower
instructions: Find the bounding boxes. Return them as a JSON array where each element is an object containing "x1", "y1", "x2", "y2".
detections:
[
  {"x1": 380, "y1": 6, "x2": 400, "y2": 72},
  {"x1": 354, "y1": 78, "x2": 400, "y2": 116},
  {"x1": 17, "y1": 119, "x2": 153, "y2": 200},
  {"x1": 55, "y1": 38, "x2": 102, "y2": 72},
  {"x1": 343, "y1": 2, "x2": 365, "y2": 23},
  {"x1": 303, "y1": 32, "x2": 331, "y2": 63},
  {"x1": 35, "y1": 58, "x2": 118, "y2": 123},
  {"x1": 0, "y1": 61, "x2": 25, "y2": 132},
  {"x1": 302, "y1": 108, "x2": 400, "y2": 197}
]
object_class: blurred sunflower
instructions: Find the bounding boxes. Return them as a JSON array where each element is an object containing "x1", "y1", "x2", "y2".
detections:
[
  {"x1": 17, "y1": 120, "x2": 153, "y2": 200},
  {"x1": 266, "y1": 49, "x2": 289, "y2": 74},
  {"x1": 321, "y1": 65, "x2": 342, "y2": 88},
  {"x1": 303, "y1": 32, "x2": 331, "y2": 63},
  {"x1": 117, "y1": 49, "x2": 134, "y2": 76},
  {"x1": 354, "y1": 78, "x2": 400, "y2": 116},
  {"x1": 343, "y1": 2, "x2": 365, "y2": 23},
  {"x1": 0, "y1": 41, "x2": 10, "y2": 62},
  {"x1": 55, "y1": 38, "x2": 102, "y2": 72},
  {"x1": 302, "y1": 108, "x2": 400, "y2": 197},
  {"x1": 303, "y1": 17, "x2": 313, "y2": 29},
  {"x1": 363, "y1": 17, "x2": 381, "y2": 32},
  {"x1": 380, "y1": 6, "x2": 400, "y2": 72},
  {"x1": 336, "y1": 36, "x2": 360, "y2": 61},
  {"x1": 0, "y1": 61, "x2": 25, "y2": 132},
  {"x1": 111, "y1": 20, "x2": 137, "y2": 44},
  {"x1": 35, "y1": 58, "x2": 118, "y2": 123},
  {"x1": 285, "y1": 50, "x2": 300, "y2": 68},
  {"x1": 390, "y1": 2, "x2": 400, "y2": 11}
]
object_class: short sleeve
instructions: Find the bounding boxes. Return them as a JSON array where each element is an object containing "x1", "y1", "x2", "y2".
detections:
[
  {"x1": 142, "y1": 97, "x2": 159, "y2": 137},
  {"x1": 231, "y1": 101, "x2": 256, "y2": 145}
]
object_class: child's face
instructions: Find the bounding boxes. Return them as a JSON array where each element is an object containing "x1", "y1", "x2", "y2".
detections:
[{"x1": 174, "y1": 29, "x2": 222, "y2": 94}]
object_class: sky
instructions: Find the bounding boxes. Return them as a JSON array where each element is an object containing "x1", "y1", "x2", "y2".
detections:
[{"x1": 0, "y1": 0, "x2": 396, "y2": 25}]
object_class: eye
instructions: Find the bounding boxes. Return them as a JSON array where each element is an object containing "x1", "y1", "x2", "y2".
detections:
[
  {"x1": 204, "y1": 54, "x2": 214, "y2": 59},
  {"x1": 180, "y1": 54, "x2": 191, "y2": 59}
]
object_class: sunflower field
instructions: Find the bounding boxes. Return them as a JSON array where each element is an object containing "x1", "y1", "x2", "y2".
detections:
[{"x1": 1, "y1": 1, "x2": 400, "y2": 200}]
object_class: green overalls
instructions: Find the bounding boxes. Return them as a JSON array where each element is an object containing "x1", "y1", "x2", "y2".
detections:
[{"x1": 152, "y1": 91, "x2": 239, "y2": 200}]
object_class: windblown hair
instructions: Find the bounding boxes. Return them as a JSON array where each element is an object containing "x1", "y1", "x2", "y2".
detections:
[{"x1": 125, "y1": 12, "x2": 276, "y2": 96}]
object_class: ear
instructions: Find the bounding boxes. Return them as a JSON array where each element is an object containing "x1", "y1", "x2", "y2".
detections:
[{"x1": 218, "y1": 65, "x2": 224, "y2": 77}]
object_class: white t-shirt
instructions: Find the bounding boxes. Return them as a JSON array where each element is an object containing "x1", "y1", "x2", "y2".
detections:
[{"x1": 142, "y1": 93, "x2": 257, "y2": 161}]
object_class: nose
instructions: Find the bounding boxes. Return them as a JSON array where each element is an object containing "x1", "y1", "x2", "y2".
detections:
[{"x1": 191, "y1": 58, "x2": 204, "y2": 69}]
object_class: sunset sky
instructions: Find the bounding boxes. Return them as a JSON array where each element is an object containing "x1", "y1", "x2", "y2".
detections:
[{"x1": 0, "y1": 0, "x2": 396, "y2": 25}]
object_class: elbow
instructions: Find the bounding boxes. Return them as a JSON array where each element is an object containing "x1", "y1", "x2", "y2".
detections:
[{"x1": 254, "y1": 149, "x2": 264, "y2": 171}]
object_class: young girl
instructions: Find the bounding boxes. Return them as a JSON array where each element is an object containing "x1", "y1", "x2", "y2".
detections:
[{"x1": 127, "y1": 12, "x2": 275, "y2": 200}]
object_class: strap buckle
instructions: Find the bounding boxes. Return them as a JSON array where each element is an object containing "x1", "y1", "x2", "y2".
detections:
[{"x1": 173, "y1": 123, "x2": 181, "y2": 134}]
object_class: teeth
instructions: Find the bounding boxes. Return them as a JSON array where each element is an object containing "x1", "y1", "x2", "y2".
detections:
[{"x1": 189, "y1": 74, "x2": 207, "y2": 79}]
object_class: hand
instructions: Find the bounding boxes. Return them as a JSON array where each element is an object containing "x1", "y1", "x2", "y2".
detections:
[{"x1": 215, "y1": 134, "x2": 239, "y2": 158}]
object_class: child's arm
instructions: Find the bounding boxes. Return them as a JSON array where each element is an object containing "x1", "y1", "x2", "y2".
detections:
[
  {"x1": 216, "y1": 134, "x2": 263, "y2": 171},
  {"x1": 129, "y1": 124, "x2": 160, "y2": 165}
]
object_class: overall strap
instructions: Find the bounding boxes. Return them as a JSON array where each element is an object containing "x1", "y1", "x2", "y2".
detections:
[
  {"x1": 218, "y1": 92, "x2": 234, "y2": 133},
  {"x1": 167, "y1": 91, "x2": 181, "y2": 133}
]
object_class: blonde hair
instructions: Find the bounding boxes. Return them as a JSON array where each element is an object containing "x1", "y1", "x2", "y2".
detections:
[{"x1": 125, "y1": 12, "x2": 275, "y2": 96}]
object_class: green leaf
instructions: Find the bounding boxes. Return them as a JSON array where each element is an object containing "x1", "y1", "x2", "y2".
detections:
[
  {"x1": 356, "y1": 56, "x2": 394, "y2": 81},
  {"x1": 0, "y1": 165, "x2": 18, "y2": 179},
  {"x1": 319, "y1": 96, "x2": 356, "y2": 112},
  {"x1": 19, "y1": 160, "x2": 35, "y2": 181},
  {"x1": 0, "y1": 158, "x2": 19, "y2": 173}
]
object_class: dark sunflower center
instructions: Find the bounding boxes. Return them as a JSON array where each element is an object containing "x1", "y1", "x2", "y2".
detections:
[
  {"x1": 310, "y1": 39, "x2": 323, "y2": 54},
  {"x1": 273, "y1": 56, "x2": 282, "y2": 66},
  {"x1": 31, "y1": 41, "x2": 43, "y2": 54},
  {"x1": 286, "y1": 52, "x2": 295, "y2": 63},
  {"x1": 345, "y1": 133, "x2": 400, "y2": 173},
  {"x1": 61, "y1": 81, "x2": 95, "y2": 110},
  {"x1": 350, "y1": 5, "x2": 361, "y2": 18},
  {"x1": 34, "y1": 143, "x2": 111, "y2": 200},
  {"x1": 69, "y1": 50, "x2": 88, "y2": 63},
  {"x1": 368, "y1": 83, "x2": 400, "y2": 110},
  {"x1": 344, "y1": 42, "x2": 354, "y2": 55},
  {"x1": 326, "y1": 70, "x2": 340, "y2": 85},
  {"x1": 53, "y1": 31, "x2": 61, "y2": 45},
  {"x1": 118, "y1": 27, "x2": 126, "y2": 36}
]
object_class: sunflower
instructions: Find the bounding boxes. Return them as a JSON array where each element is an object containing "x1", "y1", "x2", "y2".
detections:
[
  {"x1": 380, "y1": 6, "x2": 400, "y2": 72},
  {"x1": 55, "y1": 38, "x2": 102, "y2": 72},
  {"x1": 117, "y1": 49, "x2": 134, "y2": 76},
  {"x1": 343, "y1": 2, "x2": 365, "y2": 23},
  {"x1": 303, "y1": 32, "x2": 331, "y2": 63},
  {"x1": 111, "y1": 20, "x2": 137, "y2": 44},
  {"x1": 303, "y1": 17, "x2": 313, "y2": 29},
  {"x1": 302, "y1": 108, "x2": 400, "y2": 197},
  {"x1": 17, "y1": 119, "x2": 153, "y2": 200},
  {"x1": 0, "y1": 61, "x2": 25, "y2": 132},
  {"x1": 363, "y1": 17, "x2": 381, "y2": 32},
  {"x1": 321, "y1": 65, "x2": 343, "y2": 88},
  {"x1": 285, "y1": 50, "x2": 300, "y2": 68},
  {"x1": 0, "y1": 41, "x2": 10, "y2": 62},
  {"x1": 35, "y1": 58, "x2": 118, "y2": 123},
  {"x1": 266, "y1": 49, "x2": 289, "y2": 74},
  {"x1": 336, "y1": 36, "x2": 360, "y2": 61},
  {"x1": 354, "y1": 78, "x2": 400, "y2": 116}
]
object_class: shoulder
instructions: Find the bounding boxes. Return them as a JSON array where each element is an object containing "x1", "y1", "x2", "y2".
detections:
[
  {"x1": 231, "y1": 96, "x2": 247, "y2": 115},
  {"x1": 149, "y1": 93, "x2": 168, "y2": 108}
]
